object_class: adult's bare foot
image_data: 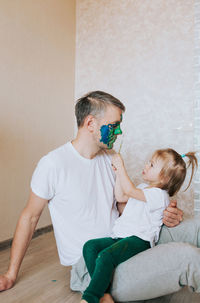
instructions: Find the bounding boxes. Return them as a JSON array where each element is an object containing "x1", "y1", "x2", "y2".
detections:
[{"x1": 100, "y1": 293, "x2": 114, "y2": 303}]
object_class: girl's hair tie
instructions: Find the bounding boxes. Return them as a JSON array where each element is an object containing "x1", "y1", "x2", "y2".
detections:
[{"x1": 181, "y1": 154, "x2": 186, "y2": 158}]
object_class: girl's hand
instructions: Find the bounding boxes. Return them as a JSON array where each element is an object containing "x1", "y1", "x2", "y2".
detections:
[{"x1": 112, "y1": 153, "x2": 124, "y2": 171}]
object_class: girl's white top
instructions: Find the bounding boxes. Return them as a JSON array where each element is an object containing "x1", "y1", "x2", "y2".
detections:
[{"x1": 111, "y1": 183, "x2": 170, "y2": 246}]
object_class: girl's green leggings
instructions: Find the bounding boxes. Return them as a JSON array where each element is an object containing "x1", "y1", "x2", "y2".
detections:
[{"x1": 82, "y1": 235, "x2": 150, "y2": 303}]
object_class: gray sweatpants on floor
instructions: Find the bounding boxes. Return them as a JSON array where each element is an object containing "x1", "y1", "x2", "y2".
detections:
[{"x1": 70, "y1": 217, "x2": 200, "y2": 302}]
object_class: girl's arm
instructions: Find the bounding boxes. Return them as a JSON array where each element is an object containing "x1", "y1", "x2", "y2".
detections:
[
  {"x1": 112, "y1": 154, "x2": 146, "y2": 202},
  {"x1": 114, "y1": 172, "x2": 129, "y2": 202},
  {"x1": 113, "y1": 172, "x2": 128, "y2": 215},
  {"x1": 117, "y1": 202, "x2": 127, "y2": 215}
]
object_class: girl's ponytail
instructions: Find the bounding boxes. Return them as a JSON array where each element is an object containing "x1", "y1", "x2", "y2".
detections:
[{"x1": 183, "y1": 152, "x2": 198, "y2": 191}]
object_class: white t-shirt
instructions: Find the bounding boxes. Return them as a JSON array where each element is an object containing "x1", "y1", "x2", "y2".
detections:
[
  {"x1": 111, "y1": 184, "x2": 170, "y2": 246},
  {"x1": 31, "y1": 142, "x2": 118, "y2": 265}
]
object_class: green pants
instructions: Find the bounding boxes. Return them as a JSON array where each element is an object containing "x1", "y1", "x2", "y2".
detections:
[{"x1": 82, "y1": 235, "x2": 150, "y2": 303}]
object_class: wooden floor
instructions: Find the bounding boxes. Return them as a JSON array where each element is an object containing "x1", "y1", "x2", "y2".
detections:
[{"x1": 0, "y1": 231, "x2": 200, "y2": 303}]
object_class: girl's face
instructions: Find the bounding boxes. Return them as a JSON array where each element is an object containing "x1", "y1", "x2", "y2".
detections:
[{"x1": 142, "y1": 157, "x2": 164, "y2": 185}]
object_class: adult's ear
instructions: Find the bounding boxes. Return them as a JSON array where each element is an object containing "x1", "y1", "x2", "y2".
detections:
[{"x1": 83, "y1": 115, "x2": 96, "y2": 132}]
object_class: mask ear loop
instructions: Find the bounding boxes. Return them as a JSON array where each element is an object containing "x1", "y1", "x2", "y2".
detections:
[{"x1": 181, "y1": 154, "x2": 186, "y2": 158}]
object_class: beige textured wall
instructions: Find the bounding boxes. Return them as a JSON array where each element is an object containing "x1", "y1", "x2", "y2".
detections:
[
  {"x1": 0, "y1": 0, "x2": 76, "y2": 241},
  {"x1": 76, "y1": 0, "x2": 195, "y2": 215}
]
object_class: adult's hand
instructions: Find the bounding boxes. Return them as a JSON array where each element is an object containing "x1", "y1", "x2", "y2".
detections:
[
  {"x1": 0, "y1": 273, "x2": 15, "y2": 291},
  {"x1": 0, "y1": 191, "x2": 48, "y2": 292},
  {"x1": 163, "y1": 200, "x2": 183, "y2": 227}
]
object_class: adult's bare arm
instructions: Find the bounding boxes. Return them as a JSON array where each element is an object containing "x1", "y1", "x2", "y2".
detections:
[
  {"x1": 0, "y1": 191, "x2": 48, "y2": 291},
  {"x1": 163, "y1": 200, "x2": 183, "y2": 227}
]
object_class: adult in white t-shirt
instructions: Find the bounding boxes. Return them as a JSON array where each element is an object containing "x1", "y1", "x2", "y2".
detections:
[
  {"x1": 0, "y1": 91, "x2": 183, "y2": 297},
  {"x1": 31, "y1": 142, "x2": 118, "y2": 265}
]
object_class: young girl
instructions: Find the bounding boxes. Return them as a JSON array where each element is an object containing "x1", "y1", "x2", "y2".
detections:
[{"x1": 80, "y1": 148, "x2": 198, "y2": 303}]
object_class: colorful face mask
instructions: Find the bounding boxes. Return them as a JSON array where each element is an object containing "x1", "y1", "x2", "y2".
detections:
[{"x1": 100, "y1": 122, "x2": 122, "y2": 149}]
